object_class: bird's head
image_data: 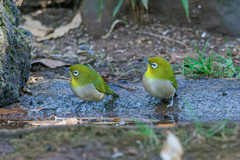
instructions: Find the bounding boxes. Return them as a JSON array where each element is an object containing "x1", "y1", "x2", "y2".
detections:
[
  {"x1": 69, "y1": 64, "x2": 96, "y2": 86},
  {"x1": 69, "y1": 64, "x2": 89, "y2": 77},
  {"x1": 141, "y1": 57, "x2": 174, "y2": 79}
]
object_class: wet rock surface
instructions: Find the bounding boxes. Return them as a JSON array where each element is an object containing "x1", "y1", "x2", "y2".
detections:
[
  {"x1": 0, "y1": 0, "x2": 33, "y2": 107},
  {"x1": 17, "y1": 76, "x2": 240, "y2": 123}
]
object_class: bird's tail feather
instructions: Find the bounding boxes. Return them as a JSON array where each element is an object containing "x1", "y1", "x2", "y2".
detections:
[{"x1": 112, "y1": 91, "x2": 119, "y2": 98}]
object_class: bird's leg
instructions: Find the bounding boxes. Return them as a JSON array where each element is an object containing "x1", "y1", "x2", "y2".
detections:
[
  {"x1": 74, "y1": 101, "x2": 86, "y2": 113},
  {"x1": 167, "y1": 96, "x2": 174, "y2": 108},
  {"x1": 103, "y1": 97, "x2": 116, "y2": 111},
  {"x1": 147, "y1": 96, "x2": 154, "y2": 106}
]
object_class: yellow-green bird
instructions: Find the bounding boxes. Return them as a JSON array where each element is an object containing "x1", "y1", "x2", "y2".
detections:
[
  {"x1": 69, "y1": 64, "x2": 119, "y2": 111},
  {"x1": 141, "y1": 57, "x2": 178, "y2": 107}
]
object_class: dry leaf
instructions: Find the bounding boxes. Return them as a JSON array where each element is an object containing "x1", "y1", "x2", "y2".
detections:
[
  {"x1": 30, "y1": 121, "x2": 65, "y2": 126},
  {"x1": 29, "y1": 107, "x2": 54, "y2": 112},
  {"x1": 56, "y1": 120, "x2": 67, "y2": 125},
  {"x1": 36, "y1": 10, "x2": 82, "y2": 41},
  {"x1": 160, "y1": 130, "x2": 183, "y2": 160},
  {"x1": 126, "y1": 148, "x2": 138, "y2": 155},
  {"x1": 27, "y1": 76, "x2": 44, "y2": 85},
  {"x1": 31, "y1": 59, "x2": 72, "y2": 68},
  {"x1": 29, "y1": 118, "x2": 77, "y2": 126},
  {"x1": 157, "y1": 124, "x2": 176, "y2": 127},
  {"x1": 66, "y1": 117, "x2": 77, "y2": 125},
  {"x1": 20, "y1": 16, "x2": 53, "y2": 38},
  {"x1": 0, "y1": 106, "x2": 28, "y2": 115},
  {"x1": 23, "y1": 86, "x2": 32, "y2": 95}
]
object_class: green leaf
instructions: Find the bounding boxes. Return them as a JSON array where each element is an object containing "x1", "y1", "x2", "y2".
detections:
[
  {"x1": 180, "y1": 0, "x2": 190, "y2": 22},
  {"x1": 194, "y1": 43, "x2": 202, "y2": 63},
  {"x1": 97, "y1": 0, "x2": 103, "y2": 22},
  {"x1": 185, "y1": 58, "x2": 203, "y2": 66},
  {"x1": 141, "y1": 0, "x2": 148, "y2": 9},
  {"x1": 215, "y1": 53, "x2": 227, "y2": 63},
  {"x1": 224, "y1": 37, "x2": 232, "y2": 59},
  {"x1": 201, "y1": 39, "x2": 209, "y2": 62},
  {"x1": 113, "y1": 0, "x2": 124, "y2": 19},
  {"x1": 130, "y1": 0, "x2": 136, "y2": 10},
  {"x1": 227, "y1": 69, "x2": 235, "y2": 77},
  {"x1": 206, "y1": 120, "x2": 227, "y2": 138}
]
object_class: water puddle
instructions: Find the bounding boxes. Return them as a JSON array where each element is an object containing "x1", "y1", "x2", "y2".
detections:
[{"x1": 0, "y1": 97, "x2": 182, "y2": 130}]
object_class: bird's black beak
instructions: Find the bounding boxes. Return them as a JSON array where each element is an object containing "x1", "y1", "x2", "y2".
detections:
[
  {"x1": 61, "y1": 67, "x2": 70, "y2": 72},
  {"x1": 140, "y1": 58, "x2": 151, "y2": 65}
]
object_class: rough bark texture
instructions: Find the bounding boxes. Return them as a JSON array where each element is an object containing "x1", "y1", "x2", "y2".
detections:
[{"x1": 0, "y1": 0, "x2": 32, "y2": 107}]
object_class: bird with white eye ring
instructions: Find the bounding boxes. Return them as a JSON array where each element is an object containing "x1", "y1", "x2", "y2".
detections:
[
  {"x1": 72, "y1": 70, "x2": 79, "y2": 76},
  {"x1": 69, "y1": 64, "x2": 119, "y2": 113},
  {"x1": 141, "y1": 57, "x2": 178, "y2": 107},
  {"x1": 151, "y1": 63, "x2": 158, "y2": 68}
]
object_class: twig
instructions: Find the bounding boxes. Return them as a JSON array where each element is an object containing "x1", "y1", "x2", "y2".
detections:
[
  {"x1": 102, "y1": 20, "x2": 129, "y2": 38},
  {"x1": 136, "y1": 31, "x2": 186, "y2": 46},
  {"x1": 223, "y1": 77, "x2": 240, "y2": 80},
  {"x1": 55, "y1": 76, "x2": 71, "y2": 81},
  {"x1": 115, "y1": 84, "x2": 136, "y2": 91}
]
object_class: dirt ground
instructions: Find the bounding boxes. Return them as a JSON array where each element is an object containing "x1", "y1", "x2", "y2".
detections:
[{"x1": 1, "y1": 123, "x2": 240, "y2": 160}]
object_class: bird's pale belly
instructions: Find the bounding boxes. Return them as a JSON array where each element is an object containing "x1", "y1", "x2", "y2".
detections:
[
  {"x1": 142, "y1": 78, "x2": 175, "y2": 99},
  {"x1": 71, "y1": 83, "x2": 105, "y2": 102}
]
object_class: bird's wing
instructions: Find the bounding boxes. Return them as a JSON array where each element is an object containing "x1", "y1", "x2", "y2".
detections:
[
  {"x1": 92, "y1": 79, "x2": 113, "y2": 95},
  {"x1": 169, "y1": 80, "x2": 177, "y2": 90},
  {"x1": 169, "y1": 80, "x2": 178, "y2": 97}
]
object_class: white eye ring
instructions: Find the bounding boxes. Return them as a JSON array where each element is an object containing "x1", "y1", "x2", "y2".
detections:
[
  {"x1": 151, "y1": 63, "x2": 158, "y2": 68},
  {"x1": 72, "y1": 70, "x2": 79, "y2": 76}
]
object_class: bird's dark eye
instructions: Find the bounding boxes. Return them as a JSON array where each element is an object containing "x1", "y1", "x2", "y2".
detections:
[
  {"x1": 72, "y1": 70, "x2": 79, "y2": 76},
  {"x1": 151, "y1": 63, "x2": 158, "y2": 69}
]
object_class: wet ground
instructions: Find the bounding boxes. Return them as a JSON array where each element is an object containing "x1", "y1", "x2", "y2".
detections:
[{"x1": 10, "y1": 76, "x2": 238, "y2": 123}]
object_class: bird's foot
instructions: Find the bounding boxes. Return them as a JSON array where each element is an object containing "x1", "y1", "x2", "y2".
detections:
[
  {"x1": 167, "y1": 96, "x2": 174, "y2": 108},
  {"x1": 74, "y1": 101, "x2": 86, "y2": 113},
  {"x1": 103, "y1": 99, "x2": 115, "y2": 111},
  {"x1": 147, "y1": 96, "x2": 154, "y2": 106}
]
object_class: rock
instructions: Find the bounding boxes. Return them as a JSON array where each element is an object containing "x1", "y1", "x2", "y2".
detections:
[
  {"x1": 149, "y1": 0, "x2": 240, "y2": 37},
  {"x1": 80, "y1": 0, "x2": 124, "y2": 38},
  {"x1": 0, "y1": 0, "x2": 33, "y2": 107}
]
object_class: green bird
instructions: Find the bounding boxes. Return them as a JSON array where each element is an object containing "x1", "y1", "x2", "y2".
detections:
[
  {"x1": 69, "y1": 64, "x2": 119, "y2": 111},
  {"x1": 141, "y1": 57, "x2": 178, "y2": 107}
]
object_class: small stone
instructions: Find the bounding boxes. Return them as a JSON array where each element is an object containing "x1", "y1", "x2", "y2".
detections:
[
  {"x1": 46, "y1": 145, "x2": 52, "y2": 152},
  {"x1": 126, "y1": 148, "x2": 138, "y2": 155},
  {"x1": 222, "y1": 92, "x2": 227, "y2": 96},
  {"x1": 147, "y1": 41, "x2": 152, "y2": 45},
  {"x1": 201, "y1": 32, "x2": 206, "y2": 38},
  {"x1": 112, "y1": 152, "x2": 124, "y2": 158}
]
